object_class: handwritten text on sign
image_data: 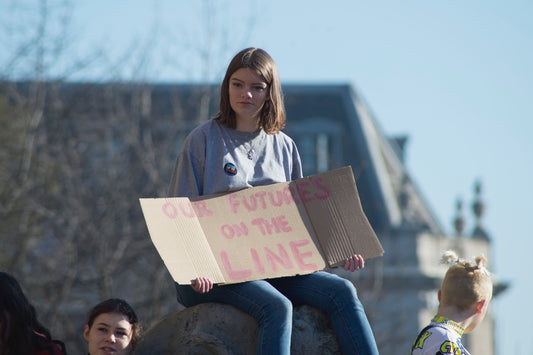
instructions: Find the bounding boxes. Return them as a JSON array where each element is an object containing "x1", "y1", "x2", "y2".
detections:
[
  {"x1": 161, "y1": 177, "x2": 330, "y2": 281},
  {"x1": 140, "y1": 166, "x2": 384, "y2": 285}
]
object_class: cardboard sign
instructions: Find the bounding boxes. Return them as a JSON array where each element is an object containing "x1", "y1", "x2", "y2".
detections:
[{"x1": 140, "y1": 166, "x2": 384, "y2": 285}]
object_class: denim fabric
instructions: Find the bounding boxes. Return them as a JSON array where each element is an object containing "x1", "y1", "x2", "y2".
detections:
[{"x1": 175, "y1": 271, "x2": 379, "y2": 355}]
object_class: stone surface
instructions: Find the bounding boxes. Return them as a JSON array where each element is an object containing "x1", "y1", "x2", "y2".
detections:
[{"x1": 134, "y1": 302, "x2": 341, "y2": 355}]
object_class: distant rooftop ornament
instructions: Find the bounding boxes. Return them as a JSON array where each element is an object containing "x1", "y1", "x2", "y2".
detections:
[
  {"x1": 453, "y1": 198, "x2": 465, "y2": 237},
  {"x1": 471, "y1": 180, "x2": 489, "y2": 240},
  {"x1": 398, "y1": 175, "x2": 410, "y2": 211}
]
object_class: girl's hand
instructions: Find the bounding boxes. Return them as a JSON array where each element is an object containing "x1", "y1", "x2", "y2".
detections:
[
  {"x1": 343, "y1": 254, "x2": 365, "y2": 272},
  {"x1": 191, "y1": 277, "x2": 214, "y2": 293}
]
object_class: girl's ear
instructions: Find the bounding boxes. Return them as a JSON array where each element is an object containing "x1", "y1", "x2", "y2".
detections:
[
  {"x1": 437, "y1": 289, "x2": 442, "y2": 302},
  {"x1": 83, "y1": 325, "x2": 90, "y2": 341},
  {"x1": 475, "y1": 299, "x2": 487, "y2": 314}
]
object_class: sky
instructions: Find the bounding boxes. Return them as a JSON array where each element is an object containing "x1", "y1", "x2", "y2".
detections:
[{"x1": 4, "y1": 0, "x2": 532, "y2": 353}]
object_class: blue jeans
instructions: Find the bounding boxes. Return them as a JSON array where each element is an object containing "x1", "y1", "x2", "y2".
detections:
[{"x1": 175, "y1": 271, "x2": 379, "y2": 355}]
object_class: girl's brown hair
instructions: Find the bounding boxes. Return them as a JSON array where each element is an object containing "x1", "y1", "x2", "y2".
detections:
[
  {"x1": 216, "y1": 47, "x2": 285, "y2": 134},
  {"x1": 439, "y1": 251, "x2": 493, "y2": 311}
]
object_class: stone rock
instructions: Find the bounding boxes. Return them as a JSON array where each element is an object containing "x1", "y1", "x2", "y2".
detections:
[{"x1": 134, "y1": 303, "x2": 341, "y2": 355}]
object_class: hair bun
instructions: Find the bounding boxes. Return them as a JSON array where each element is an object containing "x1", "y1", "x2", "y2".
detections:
[{"x1": 440, "y1": 250, "x2": 459, "y2": 265}]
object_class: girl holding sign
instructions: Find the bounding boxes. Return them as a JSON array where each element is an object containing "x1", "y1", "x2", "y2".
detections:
[{"x1": 169, "y1": 47, "x2": 379, "y2": 355}]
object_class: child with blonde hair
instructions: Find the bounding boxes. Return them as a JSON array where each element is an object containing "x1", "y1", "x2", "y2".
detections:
[{"x1": 411, "y1": 250, "x2": 493, "y2": 355}]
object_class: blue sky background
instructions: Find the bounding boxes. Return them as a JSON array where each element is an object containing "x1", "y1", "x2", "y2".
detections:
[{"x1": 3, "y1": 0, "x2": 531, "y2": 353}]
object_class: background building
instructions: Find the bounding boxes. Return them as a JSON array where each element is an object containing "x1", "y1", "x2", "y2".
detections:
[
  {"x1": 283, "y1": 84, "x2": 506, "y2": 354},
  {"x1": 0, "y1": 81, "x2": 506, "y2": 353}
]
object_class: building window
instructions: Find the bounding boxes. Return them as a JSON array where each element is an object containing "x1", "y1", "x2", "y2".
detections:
[
  {"x1": 316, "y1": 133, "x2": 329, "y2": 173},
  {"x1": 286, "y1": 118, "x2": 342, "y2": 177}
]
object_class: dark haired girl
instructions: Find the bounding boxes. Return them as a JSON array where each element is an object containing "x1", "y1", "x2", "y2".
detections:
[
  {"x1": 83, "y1": 298, "x2": 140, "y2": 355},
  {"x1": 0, "y1": 272, "x2": 66, "y2": 355}
]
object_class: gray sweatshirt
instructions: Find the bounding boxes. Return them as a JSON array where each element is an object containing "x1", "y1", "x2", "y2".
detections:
[{"x1": 168, "y1": 119, "x2": 303, "y2": 198}]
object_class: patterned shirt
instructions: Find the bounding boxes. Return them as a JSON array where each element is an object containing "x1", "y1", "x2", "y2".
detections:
[{"x1": 411, "y1": 316, "x2": 470, "y2": 355}]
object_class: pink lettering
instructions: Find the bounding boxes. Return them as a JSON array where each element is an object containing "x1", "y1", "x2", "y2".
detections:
[
  {"x1": 297, "y1": 180, "x2": 314, "y2": 203},
  {"x1": 226, "y1": 186, "x2": 312, "y2": 213},
  {"x1": 228, "y1": 194, "x2": 240, "y2": 213},
  {"x1": 288, "y1": 186, "x2": 301, "y2": 204},
  {"x1": 311, "y1": 177, "x2": 330, "y2": 200},
  {"x1": 222, "y1": 241, "x2": 318, "y2": 278},
  {"x1": 290, "y1": 240, "x2": 318, "y2": 271},
  {"x1": 221, "y1": 225, "x2": 234, "y2": 239},
  {"x1": 233, "y1": 222, "x2": 249, "y2": 237},
  {"x1": 275, "y1": 215, "x2": 292, "y2": 233},
  {"x1": 251, "y1": 248, "x2": 265, "y2": 274},
  {"x1": 242, "y1": 195, "x2": 258, "y2": 212},
  {"x1": 264, "y1": 244, "x2": 294, "y2": 271},
  {"x1": 162, "y1": 202, "x2": 178, "y2": 218},
  {"x1": 192, "y1": 200, "x2": 213, "y2": 217},
  {"x1": 283, "y1": 186, "x2": 296, "y2": 204},
  {"x1": 251, "y1": 216, "x2": 292, "y2": 235},
  {"x1": 221, "y1": 251, "x2": 252, "y2": 280},
  {"x1": 162, "y1": 201, "x2": 198, "y2": 219},
  {"x1": 255, "y1": 191, "x2": 267, "y2": 209},
  {"x1": 251, "y1": 218, "x2": 266, "y2": 234},
  {"x1": 178, "y1": 202, "x2": 195, "y2": 217},
  {"x1": 268, "y1": 190, "x2": 284, "y2": 206},
  {"x1": 263, "y1": 218, "x2": 280, "y2": 234},
  {"x1": 221, "y1": 223, "x2": 249, "y2": 239}
]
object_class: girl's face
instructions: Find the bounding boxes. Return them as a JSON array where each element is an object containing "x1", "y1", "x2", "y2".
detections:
[
  {"x1": 229, "y1": 67, "x2": 269, "y2": 128},
  {"x1": 84, "y1": 312, "x2": 133, "y2": 355}
]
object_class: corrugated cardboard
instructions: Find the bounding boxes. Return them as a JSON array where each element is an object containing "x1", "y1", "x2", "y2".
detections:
[{"x1": 140, "y1": 166, "x2": 384, "y2": 285}]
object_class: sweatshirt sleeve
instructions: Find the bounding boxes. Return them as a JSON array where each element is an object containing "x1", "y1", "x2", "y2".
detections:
[
  {"x1": 290, "y1": 138, "x2": 304, "y2": 180},
  {"x1": 168, "y1": 129, "x2": 206, "y2": 198}
]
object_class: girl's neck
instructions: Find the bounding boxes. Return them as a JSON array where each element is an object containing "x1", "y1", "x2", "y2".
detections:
[
  {"x1": 436, "y1": 306, "x2": 473, "y2": 333},
  {"x1": 235, "y1": 115, "x2": 260, "y2": 133}
]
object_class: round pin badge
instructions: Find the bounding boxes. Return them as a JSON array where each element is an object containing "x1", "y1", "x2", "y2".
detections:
[{"x1": 224, "y1": 163, "x2": 237, "y2": 176}]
